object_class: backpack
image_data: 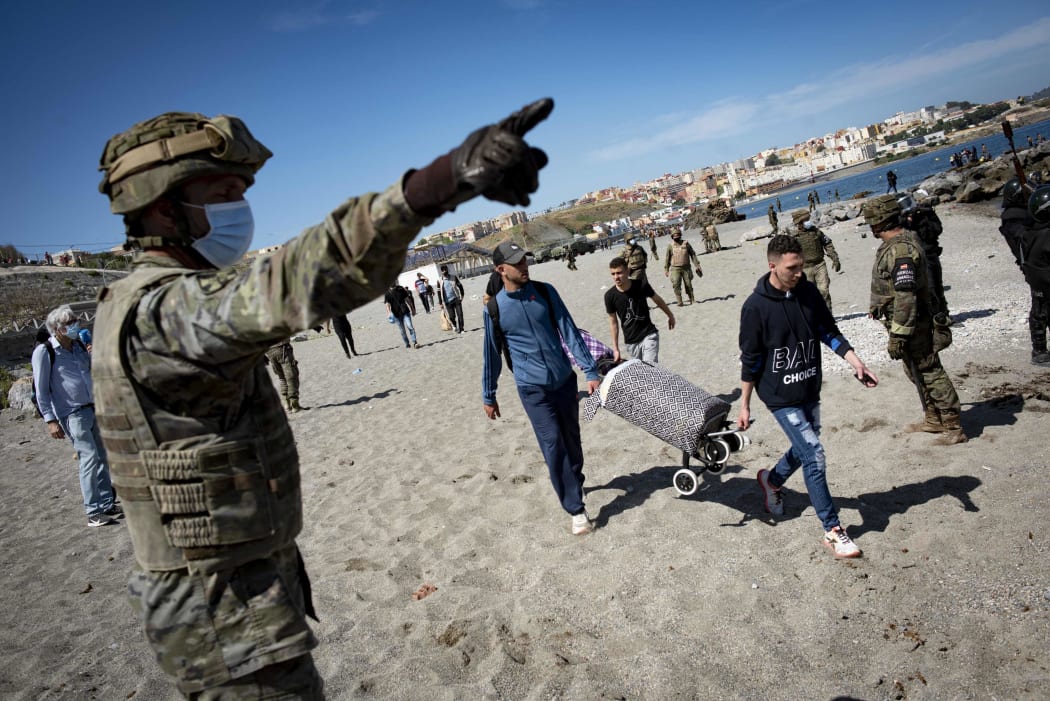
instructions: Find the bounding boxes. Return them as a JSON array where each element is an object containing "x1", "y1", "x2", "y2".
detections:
[
  {"x1": 31, "y1": 336, "x2": 87, "y2": 418},
  {"x1": 486, "y1": 281, "x2": 557, "y2": 371}
]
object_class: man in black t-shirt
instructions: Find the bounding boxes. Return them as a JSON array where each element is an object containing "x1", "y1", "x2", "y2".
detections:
[{"x1": 604, "y1": 256, "x2": 674, "y2": 363}]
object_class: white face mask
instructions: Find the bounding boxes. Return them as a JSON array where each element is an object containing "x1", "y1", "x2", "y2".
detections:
[{"x1": 183, "y1": 200, "x2": 255, "y2": 268}]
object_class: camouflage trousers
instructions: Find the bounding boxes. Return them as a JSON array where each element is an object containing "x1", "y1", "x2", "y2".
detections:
[
  {"x1": 128, "y1": 545, "x2": 323, "y2": 699},
  {"x1": 804, "y1": 262, "x2": 832, "y2": 312},
  {"x1": 265, "y1": 343, "x2": 300, "y2": 404},
  {"x1": 704, "y1": 236, "x2": 721, "y2": 253},
  {"x1": 896, "y1": 321, "x2": 962, "y2": 418},
  {"x1": 668, "y1": 266, "x2": 695, "y2": 303}
]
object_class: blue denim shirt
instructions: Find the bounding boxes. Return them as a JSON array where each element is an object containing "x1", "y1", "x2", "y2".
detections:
[
  {"x1": 32, "y1": 337, "x2": 94, "y2": 422},
  {"x1": 482, "y1": 282, "x2": 599, "y2": 405}
]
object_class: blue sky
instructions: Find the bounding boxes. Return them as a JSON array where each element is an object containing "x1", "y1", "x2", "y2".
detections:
[{"x1": 2, "y1": 0, "x2": 1049, "y2": 256}]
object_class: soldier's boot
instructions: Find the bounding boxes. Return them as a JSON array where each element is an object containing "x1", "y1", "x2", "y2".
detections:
[
  {"x1": 674, "y1": 292, "x2": 683, "y2": 307},
  {"x1": 1031, "y1": 333, "x2": 1050, "y2": 366},
  {"x1": 933, "y1": 411, "x2": 968, "y2": 445},
  {"x1": 688, "y1": 292, "x2": 695, "y2": 304},
  {"x1": 905, "y1": 407, "x2": 945, "y2": 433},
  {"x1": 289, "y1": 398, "x2": 304, "y2": 413}
]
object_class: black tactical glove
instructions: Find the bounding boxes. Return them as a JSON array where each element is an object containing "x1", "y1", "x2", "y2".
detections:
[
  {"x1": 404, "y1": 98, "x2": 554, "y2": 217},
  {"x1": 887, "y1": 334, "x2": 908, "y2": 360}
]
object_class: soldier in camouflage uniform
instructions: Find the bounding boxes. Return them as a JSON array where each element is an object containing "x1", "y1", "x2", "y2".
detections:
[
  {"x1": 863, "y1": 195, "x2": 966, "y2": 444},
  {"x1": 767, "y1": 204, "x2": 778, "y2": 234},
  {"x1": 790, "y1": 209, "x2": 841, "y2": 312},
  {"x1": 91, "y1": 100, "x2": 554, "y2": 698},
  {"x1": 265, "y1": 341, "x2": 303, "y2": 412},
  {"x1": 621, "y1": 235, "x2": 649, "y2": 282},
  {"x1": 703, "y1": 223, "x2": 722, "y2": 252},
  {"x1": 663, "y1": 228, "x2": 703, "y2": 306}
]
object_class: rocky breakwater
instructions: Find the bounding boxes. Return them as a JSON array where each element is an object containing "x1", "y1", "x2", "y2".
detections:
[{"x1": 914, "y1": 140, "x2": 1050, "y2": 204}]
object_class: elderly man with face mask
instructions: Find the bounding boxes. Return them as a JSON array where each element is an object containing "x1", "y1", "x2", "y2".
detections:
[{"x1": 32, "y1": 305, "x2": 120, "y2": 527}]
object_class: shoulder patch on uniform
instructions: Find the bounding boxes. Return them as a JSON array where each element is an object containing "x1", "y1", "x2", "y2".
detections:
[{"x1": 892, "y1": 256, "x2": 917, "y2": 291}]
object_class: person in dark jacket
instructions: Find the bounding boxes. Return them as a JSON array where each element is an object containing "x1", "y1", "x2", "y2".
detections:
[
  {"x1": 1000, "y1": 179, "x2": 1049, "y2": 365},
  {"x1": 737, "y1": 235, "x2": 877, "y2": 559}
]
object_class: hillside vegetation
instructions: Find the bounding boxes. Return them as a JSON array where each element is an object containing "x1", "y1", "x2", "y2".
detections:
[{"x1": 477, "y1": 201, "x2": 655, "y2": 251}]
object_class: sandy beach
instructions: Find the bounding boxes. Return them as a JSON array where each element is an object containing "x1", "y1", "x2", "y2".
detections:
[{"x1": 1, "y1": 200, "x2": 1048, "y2": 700}]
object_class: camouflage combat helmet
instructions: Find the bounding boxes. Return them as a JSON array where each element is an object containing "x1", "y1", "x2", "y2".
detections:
[
  {"x1": 862, "y1": 194, "x2": 901, "y2": 230},
  {"x1": 1029, "y1": 185, "x2": 1050, "y2": 224},
  {"x1": 99, "y1": 112, "x2": 272, "y2": 244},
  {"x1": 791, "y1": 209, "x2": 810, "y2": 226},
  {"x1": 1001, "y1": 178, "x2": 1028, "y2": 209}
]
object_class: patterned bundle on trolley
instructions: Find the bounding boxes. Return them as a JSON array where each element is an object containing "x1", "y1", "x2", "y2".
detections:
[{"x1": 583, "y1": 359, "x2": 731, "y2": 455}]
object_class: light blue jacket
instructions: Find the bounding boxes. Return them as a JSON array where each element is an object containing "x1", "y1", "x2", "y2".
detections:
[
  {"x1": 482, "y1": 282, "x2": 598, "y2": 405},
  {"x1": 32, "y1": 337, "x2": 94, "y2": 422}
]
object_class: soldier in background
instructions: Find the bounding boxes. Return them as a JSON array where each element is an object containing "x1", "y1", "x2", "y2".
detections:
[
  {"x1": 864, "y1": 195, "x2": 966, "y2": 444},
  {"x1": 621, "y1": 234, "x2": 649, "y2": 282},
  {"x1": 807, "y1": 191, "x2": 816, "y2": 212},
  {"x1": 704, "y1": 222, "x2": 722, "y2": 253},
  {"x1": 647, "y1": 228, "x2": 659, "y2": 260},
  {"x1": 767, "y1": 204, "x2": 778, "y2": 234},
  {"x1": 791, "y1": 209, "x2": 841, "y2": 312},
  {"x1": 899, "y1": 194, "x2": 950, "y2": 321},
  {"x1": 1014, "y1": 184, "x2": 1050, "y2": 366},
  {"x1": 265, "y1": 340, "x2": 304, "y2": 412},
  {"x1": 92, "y1": 100, "x2": 553, "y2": 698},
  {"x1": 663, "y1": 228, "x2": 703, "y2": 306}
]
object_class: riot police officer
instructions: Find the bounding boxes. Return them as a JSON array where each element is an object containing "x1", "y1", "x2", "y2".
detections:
[{"x1": 899, "y1": 194, "x2": 950, "y2": 321}]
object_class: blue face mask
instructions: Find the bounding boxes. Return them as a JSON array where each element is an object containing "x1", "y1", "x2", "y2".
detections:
[
  {"x1": 64, "y1": 321, "x2": 81, "y2": 339},
  {"x1": 184, "y1": 200, "x2": 255, "y2": 268}
]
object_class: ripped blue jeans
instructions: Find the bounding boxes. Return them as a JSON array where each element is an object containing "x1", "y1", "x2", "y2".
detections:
[{"x1": 768, "y1": 402, "x2": 839, "y2": 531}]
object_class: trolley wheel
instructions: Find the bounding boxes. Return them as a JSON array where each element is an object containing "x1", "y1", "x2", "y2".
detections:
[
  {"x1": 705, "y1": 438, "x2": 731, "y2": 464},
  {"x1": 673, "y1": 468, "x2": 699, "y2": 496}
]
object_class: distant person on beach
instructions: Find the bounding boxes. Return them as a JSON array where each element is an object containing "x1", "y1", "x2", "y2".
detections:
[
  {"x1": 621, "y1": 235, "x2": 649, "y2": 282},
  {"x1": 664, "y1": 228, "x2": 702, "y2": 307},
  {"x1": 92, "y1": 100, "x2": 553, "y2": 697},
  {"x1": 767, "y1": 204, "x2": 778, "y2": 233},
  {"x1": 863, "y1": 195, "x2": 966, "y2": 444},
  {"x1": 807, "y1": 191, "x2": 816, "y2": 211},
  {"x1": 438, "y1": 264, "x2": 466, "y2": 333},
  {"x1": 737, "y1": 234, "x2": 875, "y2": 559},
  {"x1": 331, "y1": 313, "x2": 358, "y2": 358},
  {"x1": 834, "y1": 189, "x2": 840, "y2": 201},
  {"x1": 385, "y1": 283, "x2": 420, "y2": 348},
  {"x1": 886, "y1": 170, "x2": 898, "y2": 194},
  {"x1": 32, "y1": 305, "x2": 120, "y2": 528},
  {"x1": 482, "y1": 241, "x2": 600, "y2": 536},
  {"x1": 414, "y1": 272, "x2": 431, "y2": 314},
  {"x1": 648, "y1": 229, "x2": 659, "y2": 261},
  {"x1": 776, "y1": 197, "x2": 782, "y2": 213},
  {"x1": 704, "y1": 223, "x2": 722, "y2": 253},
  {"x1": 791, "y1": 209, "x2": 841, "y2": 311},
  {"x1": 607, "y1": 256, "x2": 675, "y2": 362},
  {"x1": 265, "y1": 341, "x2": 305, "y2": 412}
]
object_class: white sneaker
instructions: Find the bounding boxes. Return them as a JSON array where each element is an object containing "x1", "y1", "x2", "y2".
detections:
[
  {"x1": 757, "y1": 469, "x2": 784, "y2": 516},
  {"x1": 823, "y1": 526, "x2": 862, "y2": 558},
  {"x1": 571, "y1": 512, "x2": 594, "y2": 536}
]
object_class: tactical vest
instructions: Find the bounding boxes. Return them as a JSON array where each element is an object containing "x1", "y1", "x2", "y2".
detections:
[
  {"x1": 795, "y1": 229, "x2": 825, "y2": 265},
  {"x1": 92, "y1": 266, "x2": 302, "y2": 575},
  {"x1": 669, "y1": 242, "x2": 690, "y2": 267},
  {"x1": 625, "y1": 245, "x2": 647, "y2": 271}
]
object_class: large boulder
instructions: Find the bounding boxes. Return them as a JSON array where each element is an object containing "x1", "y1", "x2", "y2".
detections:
[{"x1": 7, "y1": 376, "x2": 36, "y2": 413}]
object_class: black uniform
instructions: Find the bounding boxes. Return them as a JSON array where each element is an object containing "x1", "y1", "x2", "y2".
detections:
[
  {"x1": 904, "y1": 205, "x2": 949, "y2": 319},
  {"x1": 1000, "y1": 203, "x2": 1049, "y2": 362}
]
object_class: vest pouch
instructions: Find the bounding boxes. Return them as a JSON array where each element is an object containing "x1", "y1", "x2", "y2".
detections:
[{"x1": 144, "y1": 439, "x2": 276, "y2": 553}]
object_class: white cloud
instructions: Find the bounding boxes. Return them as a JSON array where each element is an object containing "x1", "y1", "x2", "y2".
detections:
[
  {"x1": 591, "y1": 17, "x2": 1050, "y2": 161},
  {"x1": 265, "y1": 2, "x2": 381, "y2": 32}
]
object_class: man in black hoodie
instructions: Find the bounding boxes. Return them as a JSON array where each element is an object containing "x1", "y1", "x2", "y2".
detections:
[{"x1": 738, "y1": 235, "x2": 877, "y2": 559}]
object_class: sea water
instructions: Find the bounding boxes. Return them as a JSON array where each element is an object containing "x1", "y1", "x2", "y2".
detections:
[{"x1": 734, "y1": 117, "x2": 1050, "y2": 219}]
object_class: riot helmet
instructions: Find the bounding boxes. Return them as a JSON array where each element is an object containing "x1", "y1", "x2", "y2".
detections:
[
  {"x1": 1029, "y1": 185, "x2": 1050, "y2": 224},
  {"x1": 1001, "y1": 178, "x2": 1028, "y2": 209}
]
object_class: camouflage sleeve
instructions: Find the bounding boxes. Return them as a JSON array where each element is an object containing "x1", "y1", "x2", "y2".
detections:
[
  {"x1": 138, "y1": 177, "x2": 433, "y2": 364},
  {"x1": 888, "y1": 241, "x2": 919, "y2": 336}
]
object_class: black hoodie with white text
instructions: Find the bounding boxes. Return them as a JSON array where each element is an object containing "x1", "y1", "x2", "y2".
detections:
[{"x1": 739, "y1": 273, "x2": 852, "y2": 409}]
